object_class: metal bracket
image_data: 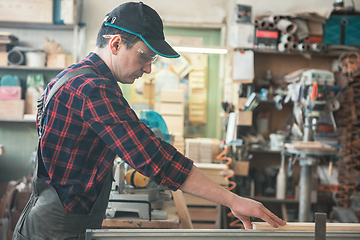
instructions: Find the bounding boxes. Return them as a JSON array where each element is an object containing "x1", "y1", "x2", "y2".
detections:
[{"x1": 315, "y1": 212, "x2": 327, "y2": 240}]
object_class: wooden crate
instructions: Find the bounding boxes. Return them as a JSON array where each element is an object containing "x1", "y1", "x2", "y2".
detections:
[
  {"x1": 0, "y1": 100, "x2": 24, "y2": 119},
  {"x1": 0, "y1": 0, "x2": 53, "y2": 23},
  {"x1": 159, "y1": 102, "x2": 184, "y2": 116},
  {"x1": 160, "y1": 89, "x2": 185, "y2": 103},
  {"x1": 162, "y1": 115, "x2": 184, "y2": 135},
  {"x1": 237, "y1": 110, "x2": 252, "y2": 126},
  {"x1": 183, "y1": 193, "x2": 222, "y2": 229},
  {"x1": 0, "y1": 52, "x2": 7, "y2": 66}
]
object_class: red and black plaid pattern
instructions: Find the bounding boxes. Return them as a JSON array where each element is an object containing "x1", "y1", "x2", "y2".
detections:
[{"x1": 37, "y1": 52, "x2": 193, "y2": 214}]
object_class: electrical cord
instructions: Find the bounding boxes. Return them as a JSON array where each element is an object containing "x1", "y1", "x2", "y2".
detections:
[{"x1": 215, "y1": 145, "x2": 244, "y2": 228}]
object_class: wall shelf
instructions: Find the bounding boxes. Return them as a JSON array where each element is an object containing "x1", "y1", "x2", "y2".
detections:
[
  {"x1": 0, "y1": 21, "x2": 77, "y2": 30},
  {"x1": 252, "y1": 49, "x2": 346, "y2": 57},
  {"x1": 0, "y1": 65, "x2": 64, "y2": 71},
  {"x1": 0, "y1": 118, "x2": 36, "y2": 123}
]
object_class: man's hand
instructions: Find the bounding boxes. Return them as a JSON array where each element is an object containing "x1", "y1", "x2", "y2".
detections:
[
  {"x1": 229, "y1": 196, "x2": 286, "y2": 229},
  {"x1": 180, "y1": 165, "x2": 286, "y2": 229}
]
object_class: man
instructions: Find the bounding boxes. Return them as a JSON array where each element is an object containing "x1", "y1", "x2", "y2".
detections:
[{"x1": 13, "y1": 2, "x2": 285, "y2": 239}]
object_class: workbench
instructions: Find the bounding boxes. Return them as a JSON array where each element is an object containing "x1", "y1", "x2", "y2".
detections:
[
  {"x1": 101, "y1": 200, "x2": 180, "y2": 229},
  {"x1": 85, "y1": 228, "x2": 360, "y2": 240}
]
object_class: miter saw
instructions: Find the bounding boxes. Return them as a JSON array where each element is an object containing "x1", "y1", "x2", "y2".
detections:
[{"x1": 106, "y1": 110, "x2": 171, "y2": 221}]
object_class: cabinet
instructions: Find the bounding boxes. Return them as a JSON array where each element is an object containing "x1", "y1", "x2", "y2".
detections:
[{"x1": 0, "y1": 11, "x2": 84, "y2": 182}]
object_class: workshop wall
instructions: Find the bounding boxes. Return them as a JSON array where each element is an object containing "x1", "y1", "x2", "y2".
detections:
[{"x1": 81, "y1": 0, "x2": 360, "y2": 54}]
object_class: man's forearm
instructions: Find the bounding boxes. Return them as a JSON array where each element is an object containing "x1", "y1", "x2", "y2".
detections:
[
  {"x1": 179, "y1": 165, "x2": 236, "y2": 209},
  {"x1": 179, "y1": 164, "x2": 286, "y2": 229}
]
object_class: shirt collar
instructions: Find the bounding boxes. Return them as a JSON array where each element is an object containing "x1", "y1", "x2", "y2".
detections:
[{"x1": 85, "y1": 52, "x2": 118, "y2": 87}]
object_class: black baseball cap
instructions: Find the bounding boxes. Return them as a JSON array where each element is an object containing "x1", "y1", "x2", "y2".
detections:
[{"x1": 104, "y1": 2, "x2": 179, "y2": 58}]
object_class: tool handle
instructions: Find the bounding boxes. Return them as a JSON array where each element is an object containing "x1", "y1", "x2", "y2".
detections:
[{"x1": 329, "y1": 161, "x2": 333, "y2": 176}]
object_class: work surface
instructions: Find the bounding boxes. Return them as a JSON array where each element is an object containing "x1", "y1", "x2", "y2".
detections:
[
  {"x1": 86, "y1": 229, "x2": 360, "y2": 240},
  {"x1": 101, "y1": 200, "x2": 179, "y2": 229},
  {"x1": 90, "y1": 222, "x2": 360, "y2": 240}
]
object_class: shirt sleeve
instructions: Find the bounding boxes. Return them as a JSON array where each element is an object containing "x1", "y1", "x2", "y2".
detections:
[{"x1": 81, "y1": 84, "x2": 193, "y2": 190}]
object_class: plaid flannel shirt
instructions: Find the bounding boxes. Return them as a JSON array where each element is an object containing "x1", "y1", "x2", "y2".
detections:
[{"x1": 37, "y1": 52, "x2": 193, "y2": 214}]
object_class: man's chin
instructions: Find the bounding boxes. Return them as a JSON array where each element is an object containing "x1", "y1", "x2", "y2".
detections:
[{"x1": 118, "y1": 78, "x2": 136, "y2": 84}]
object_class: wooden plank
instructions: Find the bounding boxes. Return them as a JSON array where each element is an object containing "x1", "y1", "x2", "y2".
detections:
[
  {"x1": 172, "y1": 190, "x2": 193, "y2": 229},
  {"x1": 285, "y1": 142, "x2": 336, "y2": 151},
  {"x1": 281, "y1": 203, "x2": 288, "y2": 222},
  {"x1": 252, "y1": 222, "x2": 360, "y2": 231}
]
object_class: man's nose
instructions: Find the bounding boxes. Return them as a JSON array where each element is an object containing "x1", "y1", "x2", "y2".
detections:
[{"x1": 142, "y1": 63, "x2": 152, "y2": 74}]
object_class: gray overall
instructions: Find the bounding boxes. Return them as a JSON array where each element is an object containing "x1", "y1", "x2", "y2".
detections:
[{"x1": 13, "y1": 68, "x2": 113, "y2": 240}]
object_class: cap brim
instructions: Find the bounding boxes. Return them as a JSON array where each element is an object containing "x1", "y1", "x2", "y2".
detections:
[
  {"x1": 104, "y1": 22, "x2": 179, "y2": 58},
  {"x1": 145, "y1": 39, "x2": 180, "y2": 58}
]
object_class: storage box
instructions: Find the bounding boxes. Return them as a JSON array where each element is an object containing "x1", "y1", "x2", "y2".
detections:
[
  {"x1": 237, "y1": 110, "x2": 252, "y2": 126},
  {"x1": 160, "y1": 89, "x2": 185, "y2": 103},
  {"x1": 162, "y1": 115, "x2": 184, "y2": 134},
  {"x1": 0, "y1": 86, "x2": 21, "y2": 100},
  {"x1": 0, "y1": 52, "x2": 7, "y2": 66},
  {"x1": 182, "y1": 193, "x2": 221, "y2": 229},
  {"x1": 233, "y1": 161, "x2": 250, "y2": 176},
  {"x1": 254, "y1": 29, "x2": 279, "y2": 50},
  {"x1": 323, "y1": 14, "x2": 360, "y2": 45},
  {"x1": 0, "y1": 0, "x2": 53, "y2": 23},
  {"x1": 53, "y1": 0, "x2": 79, "y2": 25},
  {"x1": 0, "y1": 100, "x2": 25, "y2": 119},
  {"x1": 47, "y1": 54, "x2": 72, "y2": 68},
  {"x1": 159, "y1": 102, "x2": 184, "y2": 115},
  {"x1": 238, "y1": 97, "x2": 247, "y2": 110}
]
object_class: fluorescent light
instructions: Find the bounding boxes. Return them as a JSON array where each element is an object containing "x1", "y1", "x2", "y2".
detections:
[{"x1": 173, "y1": 46, "x2": 228, "y2": 54}]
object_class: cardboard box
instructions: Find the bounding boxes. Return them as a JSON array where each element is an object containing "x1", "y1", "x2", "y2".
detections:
[
  {"x1": 159, "y1": 102, "x2": 184, "y2": 116},
  {"x1": 233, "y1": 161, "x2": 250, "y2": 176},
  {"x1": 162, "y1": 115, "x2": 184, "y2": 134},
  {"x1": 0, "y1": 100, "x2": 25, "y2": 119},
  {"x1": 47, "y1": 54, "x2": 72, "y2": 68},
  {"x1": 237, "y1": 110, "x2": 252, "y2": 126},
  {"x1": 53, "y1": 0, "x2": 78, "y2": 25},
  {"x1": 0, "y1": 0, "x2": 53, "y2": 23},
  {"x1": 238, "y1": 97, "x2": 247, "y2": 110},
  {"x1": 160, "y1": 89, "x2": 185, "y2": 103},
  {"x1": 0, "y1": 52, "x2": 7, "y2": 66}
]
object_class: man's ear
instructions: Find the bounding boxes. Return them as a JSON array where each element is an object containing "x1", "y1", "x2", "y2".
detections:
[{"x1": 109, "y1": 35, "x2": 122, "y2": 55}]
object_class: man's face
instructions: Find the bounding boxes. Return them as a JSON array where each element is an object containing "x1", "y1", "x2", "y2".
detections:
[{"x1": 112, "y1": 39, "x2": 156, "y2": 84}]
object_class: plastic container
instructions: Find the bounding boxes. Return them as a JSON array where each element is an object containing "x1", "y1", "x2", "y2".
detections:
[
  {"x1": 276, "y1": 154, "x2": 287, "y2": 199},
  {"x1": 25, "y1": 51, "x2": 46, "y2": 68},
  {"x1": 276, "y1": 166, "x2": 286, "y2": 199},
  {"x1": 269, "y1": 133, "x2": 285, "y2": 150}
]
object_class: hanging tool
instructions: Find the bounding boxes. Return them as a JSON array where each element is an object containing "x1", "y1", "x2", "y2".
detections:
[{"x1": 311, "y1": 81, "x2": 318, "y2": 101}]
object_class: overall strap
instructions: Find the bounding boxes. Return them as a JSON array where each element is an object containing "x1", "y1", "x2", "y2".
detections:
[{"x1": 37, "y1": 68, "x2": 95, "y2": 137}]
